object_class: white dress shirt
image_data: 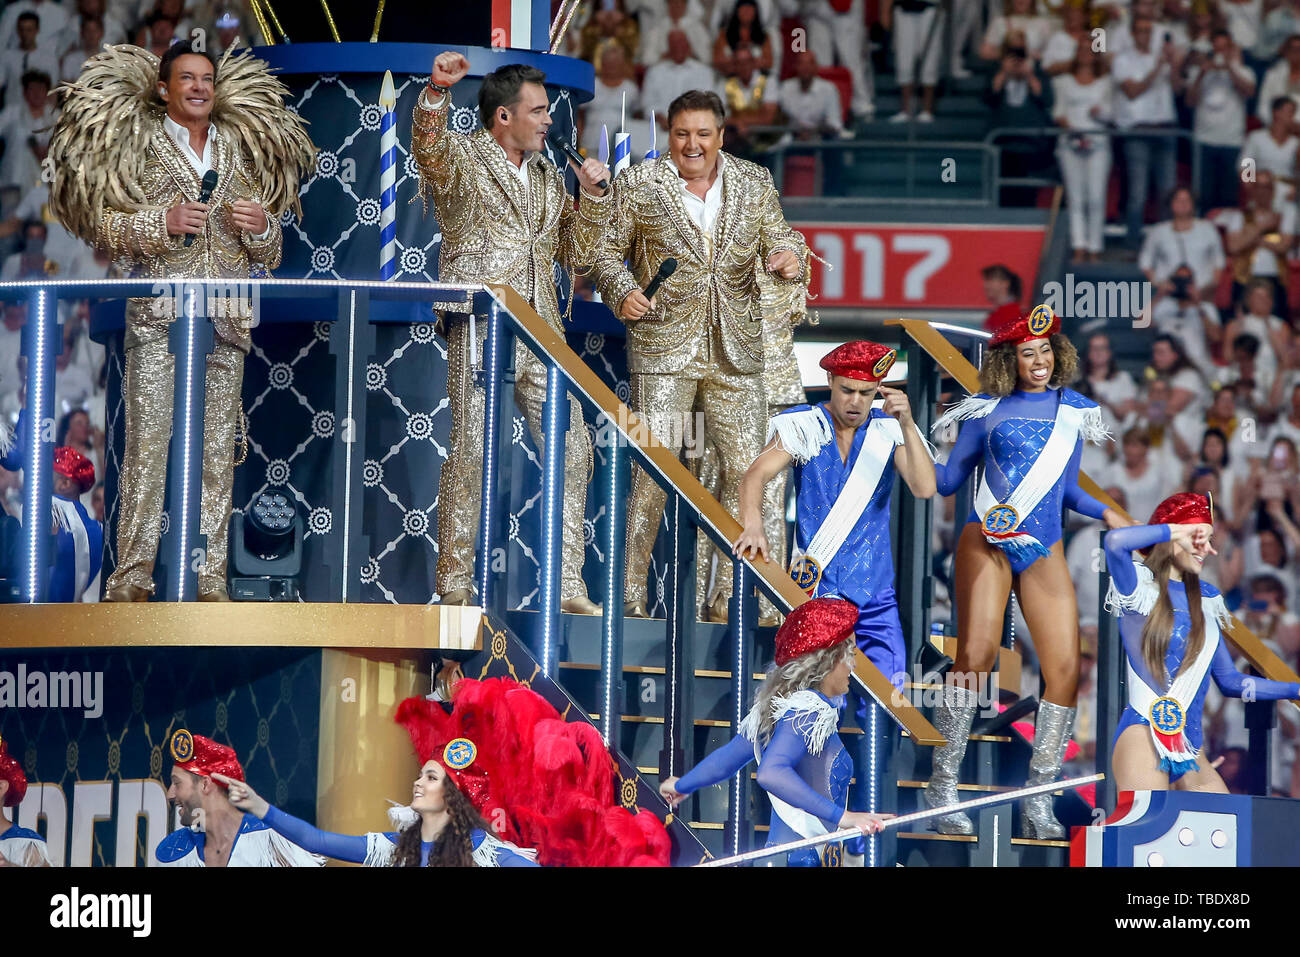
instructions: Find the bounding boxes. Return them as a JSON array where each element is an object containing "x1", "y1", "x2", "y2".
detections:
[
  {"x1": 667, "y1": 154, "x2": 725, "y2": 235},
  {"x1": 163, "y1": 115, "x2": 271, "y2": 240}
]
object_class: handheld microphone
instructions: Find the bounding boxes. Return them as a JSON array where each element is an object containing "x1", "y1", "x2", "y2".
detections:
[
  {"x1": 185, "y1": 169, "x2": 220, "y2": 247},
  {"x1": 643, "y1": 257, "x2": 677, "y2": 300},
  {"x1": 548, "y1": 133, "x2": 609, "y2": 191}
]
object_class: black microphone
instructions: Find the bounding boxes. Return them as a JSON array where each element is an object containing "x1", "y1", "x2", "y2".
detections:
[
  {"x1": 184, "y1": 169, "x2": 220, "y2": 247},
  {"x1": 548, "y1": 133, "x2": 609, "y2": 191},
  {"x1": 643, "y1": 257, "x2": 677, "y2": 301}
]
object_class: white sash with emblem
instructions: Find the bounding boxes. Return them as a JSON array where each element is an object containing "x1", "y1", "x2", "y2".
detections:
[
  {"x1": 770, "y1": 408, "x2": 902, "y2": 594},
  {"x1": 1105, "y1": 563, "x2": 1230, "y2": 775}
]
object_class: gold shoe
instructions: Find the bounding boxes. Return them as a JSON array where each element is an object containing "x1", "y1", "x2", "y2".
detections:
[
  {"x1": 440, "y1": 588, "x2": 474, "y2": 606},
  {"x1": 624, "y1": 600, "x2": 648, "y2": 618},
  {"x1": 560, "y1": 596, "x2": 602, "y2": 616},
  {"x1": 103, "y1": 583, "x2": 151, "y2": 603},
  {"x1": 198, "y1": 588, "x2": 231, "y2": 602},
  {"x1": 705, "y1": 595, "x2": 729, "y2": 624},
  {"x1": 757, "y1": 612, "x2": 782, "y2": 628}
]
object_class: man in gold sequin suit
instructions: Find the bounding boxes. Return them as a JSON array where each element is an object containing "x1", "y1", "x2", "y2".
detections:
[
  {"x1": 412, "y1": 53, "x2": 611, "y2": 612},
  {"x1": 48, "y1": 41, "x2": 314, "y2": 602},
  {"x1": 588, "y1": 89, "x2": 810, "y2": 621}
]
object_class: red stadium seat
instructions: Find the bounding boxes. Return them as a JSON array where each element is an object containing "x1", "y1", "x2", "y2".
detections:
[
  {"x1": 818, "y1": 66, "x2": 852, "y2": 123},
  {"x1": 784, "y1": 154, "x2": 818, "y2": 195}
]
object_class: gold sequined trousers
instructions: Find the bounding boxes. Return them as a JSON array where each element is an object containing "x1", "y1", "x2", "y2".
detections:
[
  {"x1": 625, "y1": 347, "x2": 765, "y2": 607},
  {"x1": 106, "y1": 336, "x2": 244, "y2": 595},
  {"x1": 435, "y1": 316, "x2": 594, "y2": 600},
  {"x1": 691, "y1": 406, "x2": 792, "y2": 619}
]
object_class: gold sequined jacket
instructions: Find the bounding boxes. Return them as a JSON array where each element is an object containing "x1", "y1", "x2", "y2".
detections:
[
  {"x1": 410, "y1": 89, "x2": 607, "y2": 330},
  {"x1": 93, "y1": 118, "x2": 282, "y2": 353},
  {"x1": 588, "y1": 153, "x2": 810, "y2": 376}
]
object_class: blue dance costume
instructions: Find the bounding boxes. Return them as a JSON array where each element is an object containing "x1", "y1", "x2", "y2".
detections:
[
  {"x1": 771, "y1": 404, "x2": 908, "y2": 684},
  {"x1": 1103, "y1": 524, "x2": 1300, "y2": 782},
  {"x1": 0, "y1": 410, "x2": 102, "y2": 600},
  {"x1": 934, "y1": 388, "x2": 1108, "y2": 572},
  {"x1": 258, "y1": 805, "x2": 539, "y2": 867},
  {"x1": 674, "y1": 690, "x2": 852, "y2": 867}
]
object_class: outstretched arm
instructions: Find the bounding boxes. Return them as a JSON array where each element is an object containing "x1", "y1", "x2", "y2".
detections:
[
  {"x1": 1103, "y1": 523, "x2": 1172, "y2": 596},
  {"x1": 670, "y1": 733, "x2": 756, "y2": 798},
  {"x1": 1210, "y1": 642, "x2": 1300, "y2": 701},
  {"x1": 933, "y1": 416, "x2": 985, "y2": 497},
  {"x1": 755, "y1": 717, "x2": 845, "y2": 829},
  {"x1": 260, "y1": 805, "x2": 369, "y2": 863}
]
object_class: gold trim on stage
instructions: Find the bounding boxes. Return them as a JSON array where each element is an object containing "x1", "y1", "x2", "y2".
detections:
[{"x1": 0, "y1": 603, "x2": 485, "y2": 650}]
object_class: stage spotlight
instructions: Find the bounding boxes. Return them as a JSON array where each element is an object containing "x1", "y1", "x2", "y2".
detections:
[{"x1": 230, "y1": 487, "x2": 303, "y2": 601}]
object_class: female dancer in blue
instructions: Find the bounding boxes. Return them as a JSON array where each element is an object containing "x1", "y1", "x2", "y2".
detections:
[
  {"x1": 659, "y1": 597, "x2": 892, "y2": 866},
  {"x1": 1104, "y1": 492, "x2": 1300, "y2": 791},
  {"x1": 924, "y1": 305, "x2": 1130, "y2": 838},
  {"x1": 216, "y1": 759, "x2": 539, "y2": 867}
]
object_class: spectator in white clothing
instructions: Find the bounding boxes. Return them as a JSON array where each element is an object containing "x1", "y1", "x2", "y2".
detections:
[
  {"x1": 980, "y1": 0, "x2": 1053, "y2": 61},
  {"x1": 579, "y1": 41, "x2": 640, "y2": 156},
  {"x1": 1042, "y1": 2, "x2": 1091, "y2": 76},
  {"x1": 790, "y1": 0, "x2": 875, "y2": 118},
  {"x1": 1240, "y1": 96, "x2": 1300, "y2": 189},
  {"x1": 0, "y1": 0, "x2": 69, "y2": 52},
  {"x1": 885, "y1": 0, "x2": 943, "y2": 123},
  {"x1": 1054, "y1": 50, "x2": 1114, "y2": 261},
  {"x1": 639, "y1": 0, "x2": 711, "y2": 66},
  {"x1": 0, "y1": 70, "x2": 57, "y2": 191},
  {"x1": 642, "y1": 30, "x2": 719, "y2": 128},
  {"x1": 59, "y1": 15, "x2": 105, "y2": 85},
  {"x1": 1112, "y1": 426, "x2": 1170, "y2": 525},
  {"x1": 1151, "y1": 263, "x2": 1224, "y2": 380},
  {"x1": 58, "y1": 0, "x2": 128, "y2": 49},
  {"x1": 1115, "y1": 14, "x2": 1187, "y2": 247},
  {"x1": 778, "y1": 51, "x2": 848, "y2": 139},
  {"x1": 711, "y1": 0, "x2": 773, "y2": 76},
  {"x1": 1224, "y1": 279, "x2": 1291, "y2": 396},
  {"x1": 1, "y1": 12, "x2": 58, "y2": 107},
  {"x1": 1139, "y1": 186, "x2": 1227, "y2": 299},
  {"x1": 1255, "y1": 33, "x2": 1300, "y2": 126},
  {"x1": 1186, "y1": 30, "x2": 1257, "y2": 212},
  {"x1": 1219, "y1": 0, "x2": 1265, "y2": 55}
]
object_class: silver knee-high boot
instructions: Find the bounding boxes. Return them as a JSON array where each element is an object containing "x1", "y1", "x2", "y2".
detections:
[
  {"x1": 924, "y1": 684, "x2": 980, "y2": 835},
  {"x1": 1020, "y1": 700, "x2": 1076, "y2": 840}
]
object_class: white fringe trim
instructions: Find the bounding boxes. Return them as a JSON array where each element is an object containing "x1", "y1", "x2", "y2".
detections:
[
  {"x1": 364, "y1": 832, "x2": 397, "y2": 867},
  {"x1": 1105, "y1": 562, "x2": 1232, "y2": 628},
  {"x1": 386, "y1": 802, "x2": 418, "y2": 831},
  {"x1": 235, "y1": 828, "x2": 326, "y2": 867},
  {"x1": 0, "y1": 416, "x2": 12, "y2": 459},
  {"x1": 931, "y1": 394, "x2": 999, "y2": 435},
  {"x1": 1079, "y1": 404, "x2": 1113, "y2": 446},
  {"x1": 767, "y1": 407, "x2": 832, "y2": 464},
  {"x1": 743, "y1": 689, "x2": 839, "y2": 756},
  {"x1": 473, "y1": 832, "x2": 539, "y2": 867}
]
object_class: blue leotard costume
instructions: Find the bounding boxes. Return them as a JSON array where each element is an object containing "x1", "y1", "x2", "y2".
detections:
[
  {"x1": 673, "y1": 690, "x2": 853, "y2": 866},
  {"x1": 772, "y1": 404, "x2": 907, "y2": 685},
  {"x1": 1104, "y1": 524, "x2": 1300, "y2": 782},
  {"x1": 259, "y1": 805, "x2": 539, "y2": 867},
  {"x1": 934, "y1": 388, "x2": 1108, "y2": 573}
]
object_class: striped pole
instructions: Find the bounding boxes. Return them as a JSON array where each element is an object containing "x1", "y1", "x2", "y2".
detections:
[
  {"x1": 613, "y1": 132, "x2": 631, "y2": 178},
  {"x1": 379, "y1": 70, "x2": 397, "y2": 281},
  {"x1": 644, "y1": 111, "x2": 659, "y2": 160},
  {"x1": 598, "y1": 123, "x2": 609, "y2": 167}
]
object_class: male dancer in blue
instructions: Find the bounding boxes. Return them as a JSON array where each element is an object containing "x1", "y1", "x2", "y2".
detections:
[
  {"x1": 0, "y1": 734, "x2": 50, "y2": 867},
  {"x1": 660, "y1": 597, "x2": 892, "y2": 866},
  {"x1": 1104, "y1": 493, "x2": 1300, "y2": 791},
  {"x1": 732, "y1": 340, "x2": 936, "y2": 688}
]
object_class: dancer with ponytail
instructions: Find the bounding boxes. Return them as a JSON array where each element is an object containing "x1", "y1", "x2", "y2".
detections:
[
  {"x1": 923, "y1": 305, "x2": 1130, "y2": 838},
  {"x1": 1104, "y1": 493, "x2": 1300, "y2": 791}
]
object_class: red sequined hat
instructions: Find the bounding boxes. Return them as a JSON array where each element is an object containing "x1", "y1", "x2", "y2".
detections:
[
  {"x1": 1149, "y1": 492, "x2": 1213, "y2": 527},
  {"x1": 169, "y1": 729, "x2": 245, "y2": 787},
  {"x1": 0, "y1": 734, "x2": 27, "y2": 807},
  {"x1": 989, "y1": 303, "x2": 1061, "y2": 346},
  {"x1": 774, "y1": 597, "x2": 860, "y2": 666},
  {"x1": 53, "y1": 446, "x2": 95, "y2": 494},
  {"x1": 819, "y1": 341, "x2": 897, "y2": 382}
]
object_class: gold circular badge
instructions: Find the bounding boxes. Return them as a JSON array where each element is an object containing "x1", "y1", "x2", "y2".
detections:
[
  {"x1": 873, "y1": 349, "x2": 896, "y2": 379},
  {"x1": 443, "y1": 737, "x2": 477, "y2": 770},
  {"x1": 1027, "y1": 304, "x2": 1055, "y2": 337},
  {"x1": 982, "y1": 504, "x2": 1020, "y2": 535},
  {"x1": 1148, "y1": 696, "x2": 1186, "y2": 736},
  {"x1": 790, "y1": 555, "x2": 823, "y2": 594},
  {"x1": 170, "y1": 729, "x2": 195, "y2": 763}
]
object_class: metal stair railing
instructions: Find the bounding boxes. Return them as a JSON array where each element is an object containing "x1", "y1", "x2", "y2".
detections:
[{"x1": 479, "y1": 284, "x2": 945, "y2": 859}]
